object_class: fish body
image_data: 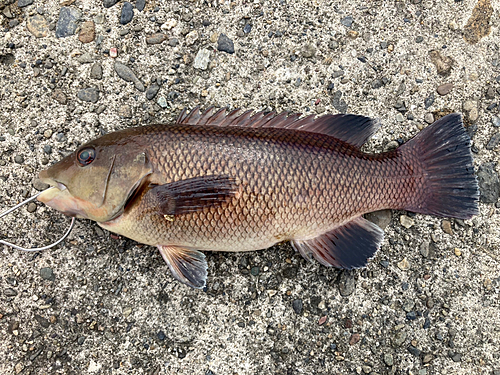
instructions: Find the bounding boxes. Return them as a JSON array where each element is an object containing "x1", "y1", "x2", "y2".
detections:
[{"x1": 38, "y1": 108, "x2": 479, "y2": 288}]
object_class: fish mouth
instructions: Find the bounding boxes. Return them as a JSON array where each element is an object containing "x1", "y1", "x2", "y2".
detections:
[{"x1": 37, "y1": 180, "x2": 87, "y2": 219}]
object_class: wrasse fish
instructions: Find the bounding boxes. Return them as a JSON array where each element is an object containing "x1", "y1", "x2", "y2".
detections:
[{"x1": 37, "y1": 107, "x2": 479, "y2": 288}]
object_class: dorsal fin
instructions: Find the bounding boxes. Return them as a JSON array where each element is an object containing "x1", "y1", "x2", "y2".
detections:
[{"x1": 176, "y1": 106, "x2": 380, "y2": 147}]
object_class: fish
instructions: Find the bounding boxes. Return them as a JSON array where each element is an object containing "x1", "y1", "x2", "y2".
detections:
[{"x1": 37, "y1": 107, "x2": 479, "y2": 288}]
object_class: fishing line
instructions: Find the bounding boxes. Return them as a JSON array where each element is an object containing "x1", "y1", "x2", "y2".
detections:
[{"x1": 0, "y1": 188, "x2": 75, "y2": 252}]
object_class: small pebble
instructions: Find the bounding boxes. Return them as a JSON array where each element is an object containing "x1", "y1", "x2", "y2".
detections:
[
  {"x1": 146, "y1": 33, "x2": 167, "y2": 45},
  {"x1": 136, "y1": 0, "x2": 145, "y2": 11},
  {"x1": 397, "y1": 258, "x2": 410, "y2": 271},
  {"x1": 123, "y1": 307, "x2": 132, "y2": 317},
  {"x1": 110, "y1": 47, "x2": 118, "y2": 58},
  {"x1": 437, "y1": 83, "x2": 453, "y2": 96},
  {"x1": 292, "y1": 299, "x2": 303, "y2": 314},
  {"x1": 463, "y1": 100, "x2": 476, "y2": 112},
  {"x1": 364, "y1": 209, "x2": 392, "y2": 229},
  {"x1": 90, "y1": 63, "x2": 103, "y2": 80},
  {"x1": 454, "y1": 248, "x2": 462, "y2": 257},
  {"x1": 424, "y1": 93, "x2": 435, "y2": 109},
  {"x1": 157, "y1": 96, "x2": 168, "y2": 108},
  {"x1": 349, "y1": 333, "x2": 360, "y2": 345},
  {"x1": 485, "y1": 86, "x2": 496, "y2": 99},
  {"x1": 400, "y1": 215, "x2": 414, "y2": 228},
  {"x1": 492, "y1": 116, "x2": 500, "y2": 127},
  {"x1": 407, "y1": 346, "x2": 421, "y2": 356},
  {"x1": 26, "y1": 15, "x2": 49, "y2": 38},
  {"x1": 423, "y1": 354, "x2": 434, "y2": 363},
  {"x1": 217, "y1": 34, "x2": 234, "y2": 54},
  {"x1": 52, "y1": 90, "x2": 67, "y2": 105},
  {"x1": 120, "y1": 2, "x2": 134, "y2": 25},
  {"x1": 420, "y1": 241, "x2": 430, "y2": 257},
  {"x1": 56, "y1": 7, "x2": 81, "y2": 38},
  {"x1": 77, "y1": 88, "x2": 99, "y2": 103},
  {"x1": 193, "y1": 49, "x2": 211, "y2": 70},
  {"x1": 162, "y1": 19, "x2": 177, "y2": 30},
  {"x1": 383, "y1": 353, "x2": 394, "y2": 366},
  {"x1": 114, "y1": 62, "x2": 144, "y2": 91},
  {"x1": 118, "y1": 105, "x2": 132, "y2": 118},
  {"x1": 103, "y1": 0, "x2": 119, "y2": 8},
  {"x1": 40, "y1": 267, "x2": 55, "y2": 281},
  {"x1": 146, "y1": 84, "x2": 160, "y2": 100},
  {"x1": 78, "y1": 21, "x2": 95, "y2": 43},
  {"x1": 441, "y1": 220, "x2": 453, "y2": 235},
  {"x1": 302, "y1": 43, "x2": 316, "y2": 58},
  {"x1": 18, "y1": 0, "x2": 33, "y2": 7},
  {"x1": 15, "y1": 155, "x2": 24, "y2": 164},
  {"x1": 468, "y1": 107, "x2": 479, "y2": 122},
  {"x1": 185, "y1": 30, "x2": 199, "y2": 46},
  {"x1": 341, "y1": 16, "x2": 353, "y2": 27},
  {"x1": 4, "y1": 288, "x2": 18, "y2": 297},
  {"x1": 77, "y1": 53, "x2": 94, "y2": 64},
  {"x1": 486, "y1": 133, "x2": 500, "y2": 150},
  {"x1": 424, "y1": 112, "x2": 434, "y2": 124},
  {"x1": 338, "y1": 270, "x2": 355, "y2": 296}
]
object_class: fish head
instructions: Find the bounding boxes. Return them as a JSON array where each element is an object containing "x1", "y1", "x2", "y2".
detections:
[{"x1": 37, "y1": 132, "x2": 152, "y2": 222}]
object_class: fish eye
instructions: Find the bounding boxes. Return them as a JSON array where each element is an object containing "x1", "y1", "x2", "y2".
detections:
[{"x1": 77, "y1": 147, "x2": 96, "y2": 166}]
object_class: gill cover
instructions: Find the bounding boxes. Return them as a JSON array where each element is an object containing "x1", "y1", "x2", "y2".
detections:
[{"x1": 38, "y1": 136, "x2": 152, "y2": 223}]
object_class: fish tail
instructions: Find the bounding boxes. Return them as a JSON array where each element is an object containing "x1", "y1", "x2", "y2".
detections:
[{"x1": 400, "y1": 113, "x2": 479, "y2": 219}]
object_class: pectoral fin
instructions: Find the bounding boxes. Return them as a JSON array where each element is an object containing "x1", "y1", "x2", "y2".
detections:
[
  {"x1": 148, "y1": 175, "x2": 238, "y2": 216},
  {"x1": 158, "y1": 245, "x2": 208, "y2": 289},
  {"x1": 291, "y1": 217, "x2": 384, "y2": 269}
]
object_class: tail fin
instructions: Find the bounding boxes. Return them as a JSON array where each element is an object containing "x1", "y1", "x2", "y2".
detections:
[{"x1": 401, "y1": 113, "x2": 479, "y2": 219}]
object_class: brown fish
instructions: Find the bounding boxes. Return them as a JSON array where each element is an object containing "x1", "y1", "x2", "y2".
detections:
[{"x1": 37, "y1": 108, "x2": 479, "y2": 288}]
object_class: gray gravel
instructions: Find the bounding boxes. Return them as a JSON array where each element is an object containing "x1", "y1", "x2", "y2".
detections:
[{"x1": 0, "y1": 1, "x2": 499, "y2": 375}]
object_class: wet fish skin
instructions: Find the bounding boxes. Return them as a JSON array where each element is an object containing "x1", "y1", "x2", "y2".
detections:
[{"x1": 38, "y1": 108, "x2": 479, "y2": 288}]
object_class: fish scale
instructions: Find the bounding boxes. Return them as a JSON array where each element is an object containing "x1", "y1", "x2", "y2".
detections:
[
  {"x1": 105, "y1": 124, "x2": 414, "y2": 251},
  {"x1": 37, "y1": 109, "x2": 478, "y2": 288}
]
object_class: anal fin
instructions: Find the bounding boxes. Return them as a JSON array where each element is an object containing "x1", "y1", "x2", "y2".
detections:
[
  {"x1": 291, "y1": 217, "x2": 384, "y2": 269},
  {"x1": 158, "y1": 245, "x2": 207, "y2": 289}
]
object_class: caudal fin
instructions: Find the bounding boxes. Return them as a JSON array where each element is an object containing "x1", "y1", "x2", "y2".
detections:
[{"x1": 401, "y1": 113, "x2": 479, "y2": 219}]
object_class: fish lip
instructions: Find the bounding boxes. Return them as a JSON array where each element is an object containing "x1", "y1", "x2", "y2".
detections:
[{"x1": 39, "y1": 175, "x2": 67, "y2": 193}]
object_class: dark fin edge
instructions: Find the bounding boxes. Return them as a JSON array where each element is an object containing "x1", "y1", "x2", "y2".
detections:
[
  {"x1": 158, "y1": 245, "x2": 207, "y2": 289},
  {"x1": 176, "y1": 106, "x2": 380, "y2": 148},
  {"x1": 291, "y1": 217, "x2": 384, "y2": 269},
  {"x1": 401, "y1": 113, "x2": 479, "y2": 219},
  {"x1": 148, "y1": 175, "x2": 239, "y2": 216}
]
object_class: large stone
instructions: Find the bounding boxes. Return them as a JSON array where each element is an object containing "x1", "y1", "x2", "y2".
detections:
[
  {"x1": 56, "y1": 7, "x2": 81, "y2": 38},
  {"x1": 463, "y1": 0, "x2": 493, "y2": 44},
  {"x1": 77, "y1": 88, "x2": 99, "y2": 103},
  {"x1": 26, "y1": 15, "x2": 49, "y2": 38},
  {"x1": 477, "y1": 162, "x2": 499, "y2": 203},
  {"x1": 78, "y1": 21, "x2": 95, "y2": 43}
]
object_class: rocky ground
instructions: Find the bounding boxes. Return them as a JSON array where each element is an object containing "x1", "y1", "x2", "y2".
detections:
[{"x1": 0, "y1": 0, "x2": 499, "y2": 374}]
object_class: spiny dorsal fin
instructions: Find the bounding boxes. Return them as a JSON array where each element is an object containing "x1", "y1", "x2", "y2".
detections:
[{"x1": 176, "y1": 106, "x2": 379, "y2": 147}]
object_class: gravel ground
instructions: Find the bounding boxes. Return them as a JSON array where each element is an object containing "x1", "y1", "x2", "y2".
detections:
[{"x1": 1, "y1": 1, "x2": 499, "y2": 374}]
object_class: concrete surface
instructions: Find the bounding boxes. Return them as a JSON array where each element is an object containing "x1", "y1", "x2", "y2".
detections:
[{"x1": 0, "y1": 0, "x2": 499, "y2": 374}]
